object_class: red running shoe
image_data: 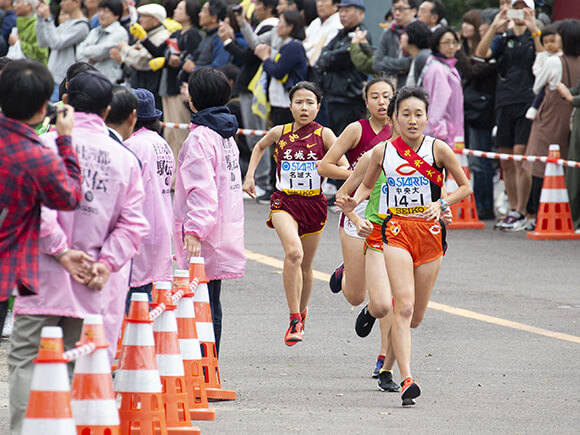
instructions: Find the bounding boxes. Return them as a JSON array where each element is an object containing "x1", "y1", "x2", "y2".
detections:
[
  {"x1": 400, "y1": 377, "x2": 421, "y2": 406},
  {"x1": 284, "y1": 318, "x2": 303, "y2": 346}
]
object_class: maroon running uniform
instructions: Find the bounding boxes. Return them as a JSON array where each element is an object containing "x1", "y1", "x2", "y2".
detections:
[{"x1": 267, "y1": 122, "x2": 328, "y2": 237}]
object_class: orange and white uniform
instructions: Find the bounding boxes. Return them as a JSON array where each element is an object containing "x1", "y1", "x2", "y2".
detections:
[{"x1": 380, "y1": 136, "x2": 447, "y2": 266}]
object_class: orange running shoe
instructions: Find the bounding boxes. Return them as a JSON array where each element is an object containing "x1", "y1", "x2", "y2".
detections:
[
  {"x1": 400, "y1": 377, "x2": 421, "y2": 406},
  {"x1": 284, "y1": 318, "x2": 303, "y2": 346}
]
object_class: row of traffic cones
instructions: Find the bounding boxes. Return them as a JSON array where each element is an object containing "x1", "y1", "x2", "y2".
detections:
[
  {"x1": 448, "y1": 141, "x2": 578, "y2": 239},
  {"x1": 23, "y1": 257, "x2": 235, "y2": 434}
]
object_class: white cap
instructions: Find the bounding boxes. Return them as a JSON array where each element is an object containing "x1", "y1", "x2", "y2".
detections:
[
  {"x1": 41, "y1": 326, "x2": 63, "y2": 338},
  {"x1": 174, "y1": 270, "x2": 189, "y2": 278},
  {"x1": 130, "y1": 292, "x2": 149, "y2": 302},
  {"x1": 189, "y1": 257, "x2": 205, "y2": 265},
  {"x1": 83, "y1": 314, "x2": 103, "y2": 325},
  {"x1": 155, "y1": 281, "x2": 172, "y2": 290},
  {"x1": 137, "y1": 3, "x2": 167, "y2": 24},
  {"x1": 511, "y1": 0, "x2": 534, "y2": 10}
]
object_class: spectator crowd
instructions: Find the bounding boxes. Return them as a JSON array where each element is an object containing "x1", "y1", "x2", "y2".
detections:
[{"x1": 1, "y1": 0, "x2": 579, "y2": 229}]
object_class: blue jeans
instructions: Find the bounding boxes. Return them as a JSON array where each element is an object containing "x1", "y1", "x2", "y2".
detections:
[
  {"x1": 125, "y1": 283, "x2": 153, "y2": 316},
  {"x1": 467, "y1": 126, "x2": 494, "y2": 211}
]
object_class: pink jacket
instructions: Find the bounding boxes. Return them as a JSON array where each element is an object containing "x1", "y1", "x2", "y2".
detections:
[
  {"x1": 422, "y1": 55, "x2": 464, "y2": 148},
  {"x1": 124, "y1": 127, "x2": 174, "y2": 287},
  {"x1": 15, "y1": 113, "x2": 149, "y2": 319},
  {"x1": 173, "y1": 124, "x2": 246, "y2": 280}
]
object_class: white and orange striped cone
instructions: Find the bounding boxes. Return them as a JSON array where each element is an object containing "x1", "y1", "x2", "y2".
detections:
[
  {"x1": 152, "y1": 282, "x2": 200, "y2": 434},
  {"x1": 114, "y1": 293, "x2": 168, "y2": 435},
  {"x1": 71, "y1": 314, "x2": 120, "y2": 434},
  {"x1": 528, "y1": 144, "x2": 580, "y2": 240},
  {"x1": 447, "y1": 138, "x2": 485, "y2": 229},
  {"x1": 173, "y1": 270, "x2": 216, "y2": 421},
  {"x1": 190, "y1": 257, "x2": 236, "y2": 401},
  {"x1": 22, "y1": 326, "x2": 76, "y2": 434}
]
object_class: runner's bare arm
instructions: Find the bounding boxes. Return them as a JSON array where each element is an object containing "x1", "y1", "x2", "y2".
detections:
[
  {"x1": 243, "y1": 126, "x2": 283, "y2": 198},
  {"x1": 336, "y1": 151, "x2": 371, "y2": 199},
  {"x1": 336, "y1": 144, "x2": 383, "y2": 213},
  {"x1": 318, "y1": 122, "x2": 362, "y2": 179}
]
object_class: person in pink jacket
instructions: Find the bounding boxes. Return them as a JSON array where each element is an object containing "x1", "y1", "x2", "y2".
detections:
[
  {"x1": 8, "y1": 70, "x2": 149, "y2": 435},
  {"x1": 174, "y1": 67, "x2": 246, "y2": 357},
  {"x1": 420, "y1": 26, "x2": 464, "y2": 148},
  {"x1": 123, "y1": 88, "x2": 175, "y2": 313}
]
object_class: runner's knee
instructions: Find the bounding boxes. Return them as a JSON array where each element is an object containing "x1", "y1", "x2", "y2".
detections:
[
  {"x1": 285, "y1": 245, "x2": 303, "y2": 265},
  {"x1": 396, "y1": 302, "x2": 414, "y2": 322}
]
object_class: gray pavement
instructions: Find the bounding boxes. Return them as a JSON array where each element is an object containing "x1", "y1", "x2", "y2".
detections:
[{"x1": 1, "y1": 199, "x2": 579, "y2": 434}]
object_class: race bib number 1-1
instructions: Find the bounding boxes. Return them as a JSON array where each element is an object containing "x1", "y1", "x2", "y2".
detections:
[{"x1": 279, "y1": 160, "x2": 321, "y2": 196}]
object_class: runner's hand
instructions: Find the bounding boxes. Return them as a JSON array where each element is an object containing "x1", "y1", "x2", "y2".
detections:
[
  {"x1": 420, "y1": 201, "x2": 443, "y2": 221},
  {"x1": 335, "y1": 196, "x2": 356, "y2": 213},
  {"x1": 242, "y1": 176, "x2": 256, "y2": 199},
  {"x1": 356, "y1": 218, "x2": 373, "y2": 238},
  {"x1": 441, "y1": 208, "x2": 453, "y2": 226}
]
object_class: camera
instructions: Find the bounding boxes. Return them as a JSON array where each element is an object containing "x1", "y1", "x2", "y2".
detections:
[
  {"x1": 232, "y1": 5, "x2": 242, "y2": 14},
  {"x1": 46, "y1": 103, "x2": 67, "y2": 125}
]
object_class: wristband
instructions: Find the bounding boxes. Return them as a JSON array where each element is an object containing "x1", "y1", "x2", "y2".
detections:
[
  {"x1": 438, "y1": 199, "x2": 449, "y2": 212},
  {"x1": 531, "y1": 31, "x2": 541, "y2": 38},
  {"x1": 54, "y1": 248, "x2": 69, "y2": 261},
  {"x1": 223, "y1": 38, "x2": 233, "y2": 46}
]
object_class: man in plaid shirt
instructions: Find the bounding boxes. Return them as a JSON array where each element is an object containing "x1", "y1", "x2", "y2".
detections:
[{"x1": 0, "y1": 60, "x2": 82, "y2": 302}]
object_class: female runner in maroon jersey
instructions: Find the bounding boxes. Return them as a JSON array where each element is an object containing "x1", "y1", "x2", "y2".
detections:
[{"x1": 243, "y1": 81, "x2": 347, "y2": 346}]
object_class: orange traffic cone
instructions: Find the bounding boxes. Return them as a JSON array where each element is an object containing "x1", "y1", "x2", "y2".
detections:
[
  {"x1": 447, "y1": 139, "x2": 485, "y2": 229},
  {"x1": 173, "y1": 270, "x2": 216, "y2": 420},
  {"x1": 190, "y1": 257, "x2": 236, "y2": 401},
  {"x1": 114, "y1": 293, "x2": 168, "y2": 435},
  {"x1": 111, "y1": 317, "x2": 126, "y2": 372},
  {"x1": 152, "y1": 282, "x2": 200, "y2": 434},
  {"x1": 71, "y1": 314, "x2": 121, "y2": 434},
  {"x1": 22, "y1": 326, "x2": 76, "y2": 434},
  {"x1": 528, "y1": 144, "x2": 580, "y2": 240}
]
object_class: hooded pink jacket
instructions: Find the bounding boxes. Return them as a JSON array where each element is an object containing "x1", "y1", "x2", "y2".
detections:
[
  {"x1": 15, "y1": 113, "x2": 149, "y2": 322},
  {"x1": 422, "y1": 55, "x2": 464, "y2": 148},
  {"x1": 124, "y1": 127, "x2": 174, "y2": 287},
  {"x1": 173, "y1": 124, "x2": 245, "y2": 280}
]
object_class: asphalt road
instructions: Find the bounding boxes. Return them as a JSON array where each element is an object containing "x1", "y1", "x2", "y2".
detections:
[{"x1": 1, "y1": 199, "x2": 579, "y2": 434}]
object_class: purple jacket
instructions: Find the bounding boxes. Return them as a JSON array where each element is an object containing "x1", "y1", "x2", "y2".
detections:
[
  {"x1": 173, "y1": 122, "x2": 245, "y2": 280},
  {"x1": 124, "y1": 127, "x2": 174, "y2": 286},
  {"x1": 15, "y1": 112, "x2": 149, "y2": 321},
  {"x1": 422, "y1": 55, "x2": 464, "y2": 148}
]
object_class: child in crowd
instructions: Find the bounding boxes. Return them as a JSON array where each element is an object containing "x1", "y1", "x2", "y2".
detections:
[
  {"x1": 173, "y1": 67, "x2": 246, "y2": 357},
  {"x1": 123, "y1": 88, "x2": 175, "y2": 313},
  {"x1": 243, "y1": 81, "x2": 346, "y2": 347},
  {"x1": 526, "y1": 24, "x2": 562, "y2": 120}
]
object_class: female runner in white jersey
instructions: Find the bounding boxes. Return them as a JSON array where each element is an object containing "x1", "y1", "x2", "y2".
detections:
[
  {"x1": 317, "y1": 75, "x2": 395, "y2": 380},
  {"x1": 337, "y1": 87, "x2": 471, "y2": 406}
]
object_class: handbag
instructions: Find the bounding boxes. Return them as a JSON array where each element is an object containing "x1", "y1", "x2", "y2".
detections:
[{"x1": 463, "y1": 83, "x2": 494, "y2": 129}]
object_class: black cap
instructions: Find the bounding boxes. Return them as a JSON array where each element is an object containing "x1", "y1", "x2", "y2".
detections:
[{"x1": 67, "y1": 71, "x2": 113, "y2": 111}]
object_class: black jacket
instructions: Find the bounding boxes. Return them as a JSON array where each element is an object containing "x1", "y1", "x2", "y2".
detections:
[
  {"x1": 314, "y1": 24, "x2": 371, "y2": 104},
  {"x1": 225, "y1": 24, "x2": 273, "y2": 96}
]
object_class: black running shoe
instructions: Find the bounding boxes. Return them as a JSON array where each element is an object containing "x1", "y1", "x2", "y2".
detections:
[
  {"x1": 401, "y1": 377, "x2": 421, "y2": 406},
  {"x1": 355, "y1": 304, "x2": 376, "y2": 337},
  {"x1": 329, "y1": 263, "x2": 344, "y2": 294},
  {"x1": 377, "y1": 370, "x2": 400, "y2": 392}
]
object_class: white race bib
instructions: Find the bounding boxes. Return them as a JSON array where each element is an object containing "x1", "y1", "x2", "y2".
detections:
[{"x1": 279, "y1": 160, "x2": 321, "y2": 196}]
